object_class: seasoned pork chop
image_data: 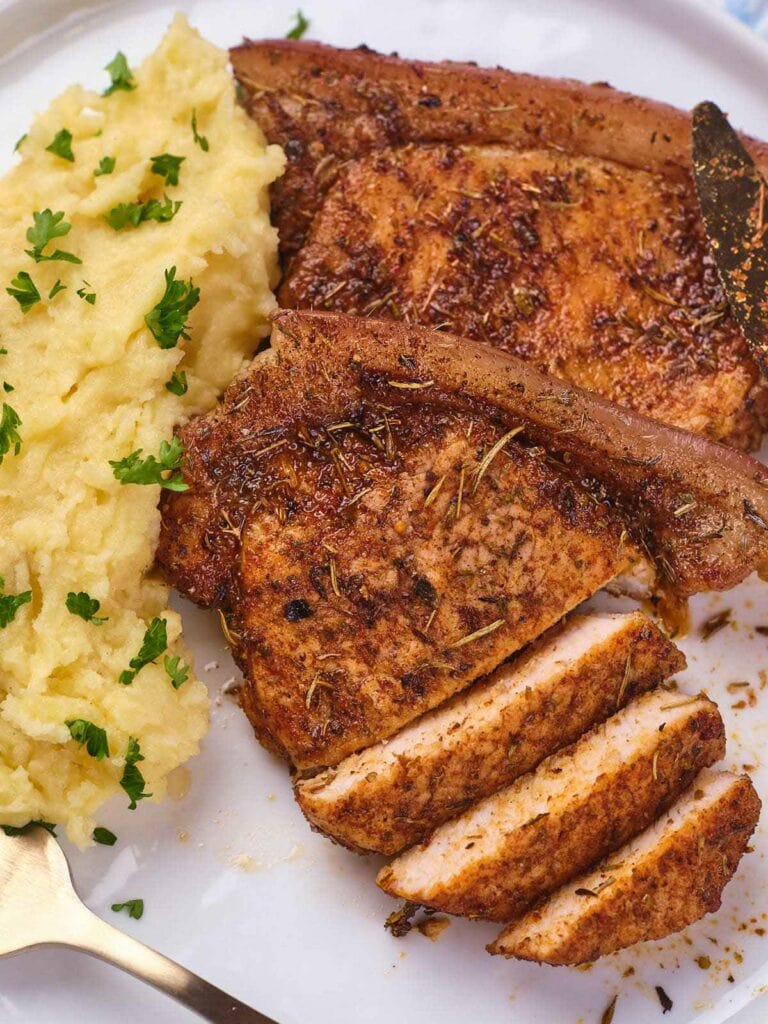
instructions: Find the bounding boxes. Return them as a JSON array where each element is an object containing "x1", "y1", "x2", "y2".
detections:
[
  {"x1": 376, "y1": 689, "x2": 724, "y2": 921},
  {"x1": 232, "y1": 40, "x2": 768, "y2": 446},
  {"x1": 489, "y1": 770, "x2": 760, "y2": 964},
  {"x1": 297, "y1": 611, "x2": 685, "y2": 854},
  {"x1": 158, "y1": 312, "x2": 768, "y2": 767}
]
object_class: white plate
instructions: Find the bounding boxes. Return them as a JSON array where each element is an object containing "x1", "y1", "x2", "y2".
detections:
[{"x1": 2, "y1": 1, "x2": 768, "y2": 1022}]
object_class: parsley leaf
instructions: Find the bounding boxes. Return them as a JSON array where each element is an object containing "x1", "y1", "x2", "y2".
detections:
[
  {"x1": 2, "y1": 820, "x2": 56, "y2": 837},
  {"x1": 164, "y1": 654, "x2": 189, "y2": 690},
  {"x1": 111, "y1": 898, "x2": 144, "y2": 919},
  {"x1": 6, "y1": 271, "x2": 40, "y2": 313},
  {"x1": 104, "y1": 195, "x2": 181, "y2": 231},
  {"x1": 286, "y1": 10, "x2": 309, "y2": 39},
  {"x1": 0, "y1": 404, "x2": 22, "y2": 464},
  {"x1": 165, "y1": 370, "x2": 188, "y2": 396},
  {"x1": 150, "y1": 153, "x2": 185, "y2": 187},
  {"x1": 14, "y1": 134, "x2": 27, "y2": 153},
  {"x1": 109, "y1": 436, "x2": 188, "y2": 492},
  {"x1": 66, "y1": 591, "x2": 108, "y2": 624},
  {"x1": 118, "y1": 617, "x2": 168, "y2": 685},
  {"x1": 66, "y1": 719, "x2": 110, "y2": 760},
  {"x1": 46, "y1": 129, "x2": 74, "y2": 162},
  {"x1": 120, "y1": 736, "x2": 151, "y2": 809},
  {"x1": 93, "y1": 826, "x2": 117, "y2": 846},
  {"x1": 144, "y1": 267, "x2": 199, "y2": 349},
  {"x1": 191, "y1": 110, "x2": 209, "y2": 152},
  {"x1": 103, "y1": 52, "x2": 136, "y2": 96},
  {"x1": 3, "y1": 383, "x2": 13, "y2": 393},
  {"x1": 94, "y1": 156, "x2": 116, "y2": 177},
  {"x1": 0, "y1": 576, "x2": 32, "y2": 628},
  {"x1": 76, "y1": 284, "x2": 96, "y2": 305},
  {"x1": 25, "y1": 209, "x2": 81, "y2": 265},
  {"x1": 49, "y1": 280, "x2": 66, "y2": 300}
]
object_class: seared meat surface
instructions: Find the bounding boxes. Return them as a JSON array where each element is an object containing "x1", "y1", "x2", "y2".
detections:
[
  {"x1": 296, "y1": 611, "x2": 685, "y2": 854},
  {"x1": 489, "y1": 770, "x2": 761, "y2": 964},
  {"x1": 232, "y1": 40, "x2": 768, "y2": 446},
  {"x1": 281, "y1": 146, "x2": 765, "y2": 447},
  {"x1": 376, "y1": 689, "x2": 724, "y2": 921},
  {"x1": 159, "y1": 311, "x2": 768, "y2": 767}
]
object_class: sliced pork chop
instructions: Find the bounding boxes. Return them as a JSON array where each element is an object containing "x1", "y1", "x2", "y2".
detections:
[
  {"x1": 296, "y1": 611, "x2": 685, "y2": 854},
  {"x1": 376, "y1": 689, "x2": 724, "y2": 921},
  {"x1": 158, "y1": 312, "x2": 768, "y2": 768},
  {"x1": 489, "y1": 770, "x2": 760, "y2": 964},
  {"x1": 232, "y1": 39, "x2": 768, "y2": 448}
]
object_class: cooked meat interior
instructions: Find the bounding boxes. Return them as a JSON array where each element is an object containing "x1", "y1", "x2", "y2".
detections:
[
  {"x1": 489, "y1": 770, "x2": 761, "y2": 965},
  {"x1": 159, "y1": 311, "x2": 768, "y2": 768},
  {"x1": 296, "y1": 611, "x2": 685, "y2": 855},
  {"x1": 376, "y1": 688, "x2": 724, "y2": 921},
  {"x1": 232, "y1": 39, "x2": 768, "y2": 447}
]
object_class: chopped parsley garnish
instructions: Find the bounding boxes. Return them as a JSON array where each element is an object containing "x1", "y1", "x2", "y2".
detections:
[
  {"x1": 286, "y1": 10, "x2": 309, "y2": 39},
  {"x1": 119, "y1": 616, "x2": 168, "y2": 685},
  {"x1": 165, "y1": 370, "x2": 188, "y2": 396},
  {"x1": 93, "y1": 826, "x2": 117, "y2": 846},
  {"x1": 111, "y1": 898, "x2": 144, "y2": 919},
  {"x1": 0, "y1": 404, "x2": 22, "y2": 464},
  {"x1": 0, "y1": 576, "x2": 32, "y2": 628},
  {"x1": 109, "y1": 436, "x2": 188, "y2": 492},
  {"x1": 66, "y1": 719, "x2": 110, "y2": 760},
  {"x1": 164, "y1": 654, "x2": 189, "y2": 690},
  {"x1": 94, "y1": 156, "x2": 116, "y2": 177},
  {"x1": 150, "y1": 153, "x2": 185, "y2": 186},
  {"x1": 45, "y1": 128, "x2": 74, "y2": 162},
  {"x1": 2, "y1": 820, "x2": 56, "y2": 837},
  {"x1": 104, "y1": 195, "x2": 181, "y2": 230},
  {"x1": 191, "y1": 110, "x2": 209, "y2": 152},
  {"x1": 103, "y1": 52, "x2": 136, "y2": 96},
  {"x1": 76, "y1": 284, "x2": 96, "y2": 305},
  {"x1": 25, "y1": 209, "x2": 81, "y2": 265},
  {"x1": 120, "y1": 736, "x2": 151, "y2": 809},
  {"x1": 3, "y1": 382, "x2": 13, "y2": 393},
  {"x1": 6, "y1": 271, "x2": 40, "y2": 313},
  {"x1": 144, "y1": 267, "x2": 199, "y2": 349},
  {"x1": 66, "y1": 591, "x2": 107, "y2": 624},
  {"x1": 14, "y1": 134, "x2": 27, "y2": 153},
  {"x1": 49, "y1": 280, "x2": 67, "y2": 300}
]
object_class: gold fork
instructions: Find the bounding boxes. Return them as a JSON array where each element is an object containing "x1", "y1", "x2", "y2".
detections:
[{"x1": 0, "y1": 825, "x2": 277, "y2": 1022}]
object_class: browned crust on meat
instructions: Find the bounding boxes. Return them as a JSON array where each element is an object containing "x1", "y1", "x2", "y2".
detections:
[
  {"x1": 279, "y1": 145, "x2": 767, "y2": 448},
  {"x1": 489, "y1": 773, "x2": 761, "y2": 964},
  {"x1": 296, "y1": 612, "x2": 685, "y2": 854},
  {"x1": 230, "y1": 39, "x2": 768, "y2": 263},
  {"x1": 376, "y1": 695, "x2": 724, "y2": 920}
]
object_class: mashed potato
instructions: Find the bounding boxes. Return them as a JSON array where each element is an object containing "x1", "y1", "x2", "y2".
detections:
[{"x1": 0, "y1": 16, "x2": 284, "y2": 844}]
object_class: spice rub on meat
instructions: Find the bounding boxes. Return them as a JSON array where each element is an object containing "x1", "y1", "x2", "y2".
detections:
[
  {"x1": 489, "y1": 770, "x2": 761, "y2": 965},
  {"x1": 158, "y1": 311, "x2": 768, "y2": 769},
  {"x1": 296, "y1": 612, "x2": 685, "y2": 855},
  {"x1": 231, "y1": 39, "x2": 768, "y2": 447}
]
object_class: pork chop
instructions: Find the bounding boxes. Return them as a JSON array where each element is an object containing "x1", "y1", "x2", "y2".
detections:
[
  {"x1": 296, "y1": 611, "x2": 685, "y2": 854},
  {"x1": 158, "y1": 311, "x2": 768, "y2": 767},
  {"x1": 376, "y1": 688, "x2": 724, "y2": 921},
  {"x1": 231, "y1": 39, "x2": 768, "y2": 447},
  {"x1": 489, "y1": 770, "x2": 760, "y2": 964}
]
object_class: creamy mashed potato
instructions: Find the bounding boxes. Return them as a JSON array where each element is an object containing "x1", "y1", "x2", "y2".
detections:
[{"x1": 0, "y1": 16, "x2": 284, "y2": 844}]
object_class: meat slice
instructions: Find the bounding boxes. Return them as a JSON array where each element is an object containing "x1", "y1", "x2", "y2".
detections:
[
  {"x1": 376, "y1": 689, "x2": 724, "y2": 921},
  {"x1": 158, "y1": 311, "x2": 768, "y2": 768},
  {"x1": 489, "y1": 770, "x2": 760, "y2": 964},
  {"x1": 296, "y1": 611, "x2": 685, "y2": 854},
  {"x1": 279, "y1": 145, "x2": 765, "y2": 448},
  {"x1": 232, "y1": 39, "x2": 768, "y2": 448}
]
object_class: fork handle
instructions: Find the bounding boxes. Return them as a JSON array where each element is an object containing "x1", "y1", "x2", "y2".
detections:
[{"x1": 63, "y1": 907, "x2": 278, "y2": 1023}]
